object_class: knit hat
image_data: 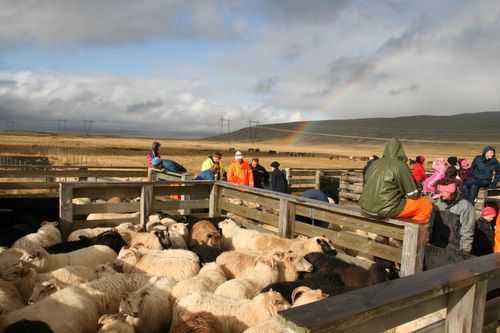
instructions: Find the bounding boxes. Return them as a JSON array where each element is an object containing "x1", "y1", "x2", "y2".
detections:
[
  {"x1": 416, "y1": 156, "x2": 425, "y2": 163},
  {"x1": 234, "y1": 151, "x2": 243, "y2": 160},
  {"x1": 459, "y1": 159, "x2": 469, "y2": 169},
  {"x1": 270, "y1": 161, "x2": 280, "y2": 168},
  {"x1": 480, "y1": 206, "x2": 497, "y2": 217},
  {"x1": 152, "y1": 157, "x2": 162, "y2": 166},
  {"x1": 152, "y1": 141, "x2": 161, "y2": 150},
  {"x1": 447, "y1": 156, "x2": 458, "y2": 166}
]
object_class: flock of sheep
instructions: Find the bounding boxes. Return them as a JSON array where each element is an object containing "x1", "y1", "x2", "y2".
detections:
[{"x1": 0, "y1": 199, "x2": 399, "y2": 333}]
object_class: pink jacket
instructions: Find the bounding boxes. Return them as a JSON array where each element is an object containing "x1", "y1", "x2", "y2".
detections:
[{"x1": 423, "y1": 158, "x2": 446, "y2": 193}]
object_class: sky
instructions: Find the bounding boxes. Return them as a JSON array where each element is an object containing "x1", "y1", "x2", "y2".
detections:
[{"x1": 0, "y1": 0, "x2": 499, "y2": 137}]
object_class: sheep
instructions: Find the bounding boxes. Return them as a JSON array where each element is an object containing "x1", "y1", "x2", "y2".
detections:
[
  {"x1": 20, "y1": 245, "x2": 117, "y2": 273},
  {"x1": 67, "y1": 222, "x2": 135, "y2": 241},
  {"x1": 216, "y1": 250, "x2": 313, "y2": 281},
  {"x1": 170, "y1": 290, "x2": 291, "y2": 333},
  {"x1": 12, "y1": 221, "x2": 61, "y2": 251},
  {"x1": 242, "y1": 319, "x2": 284, "y2": 333},
  {"x1": 0, "y1": 280, "x2": 24, "y2": 314},
  {"x1": 87, "y1": 212, "x2": 140, "y2": 221},
  {"x1": 97, "y1": 312, "x2": 135, "y2": 333},
  {"x1": 0, "y1": 273, "x2": 151, "y2": 333},
  {"x1": 189, "y1": 220, "x2": 223, "y2": 249},
  {"x1": 119, "y1": 276, "x2": 175, "y2": 333},
  {"x1": 113, "y1": 247, "x2": 200, "y2": 281},
  {"x1": 190, "y1": 245, "x2": 224, "y2": 264},
  {"x1": 145, "y1": 214, "x2": 177, "y2": 232},
  {"x1": 0, "y1": 224, "x2": 36, "y2": 248},
  {"x1": 168, "y1": 311, "x2": 226, "y2": 333},
  {"x1": 3, "y1": 319, "x2": 55, "y2": 333},
  {"x1": 172, "y1": 262, "x2": 227, "y2": 299},
  {"x1": 217, "y1": 219, "x2": 261, "y2": 250},
  {"x1": 46, "y1": 230, "x2": 127, "y2": 254},
  {"x1": 214, "y1": 257, "x2": 279, "y2": 299},
  {"x1": 0, "y1": 247, "x2": 28, "y2": 272},
  {"x1": 291, "y1": 286, "x2": 329, "y2": 307},
  {"x1": 95, "y1": 262, "x2": 120, "y2": 278},
  {"x1": 72, "y1": 197, "x2": 92, "y2": 205},
  {"x1": 1, "y1": 264, "x2": 97, "y2": 304},
  {"x1": 119, "y1": 229, "x2": 171, "y2": 250}
]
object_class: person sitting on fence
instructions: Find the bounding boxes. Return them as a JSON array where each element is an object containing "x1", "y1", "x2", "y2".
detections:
[
  {"x1": 428, "y1": 180, "x2": 475, "y2": 253},
  {"x1": 472, "y1": 206, "x2": 497, "y2": 256},
  {"x1": 362, "y1": 155, "x2": 379, "y2": 184},
  {"x1": 359, "y1": 138, "x2": 432, "y2": 223},
  {"x1": 151, "y1": 157, "x2": 187, "y2": 174},
  {"x1": 301, "y1": 189, "x2": 329, "y2": 202},
  {"x1": 457, "y1": 158, "x2": 471, "y2": 183},
  {"x1": 201, "y1": 152, "x2": 225, "y2": 180},
  {"x1": 251, "y1": 158, "x2": 269, "y2": 189},
  {"x1": 447, "y1": 156, "x2": 459, "y2": 170},
  {"x1": 151, "y1": 157, "x2": 163, "y2": 170},
  {"x1": 226, "y1": 151, "x2": 254, "y2": 187},
  {"x1": 270, "y1": 161, "x2": 289, "y2": 194},
  {"x1": 195, "y1": 163, "x2": 220, "y2": 181},
  {"x1": 422, "y1": 157, "x2": 447, "y2": 195},
  {"x1": 461, "y1": 146, "x2": 500, "y2": 204},
  {"x1": 411, "y1": 155, "x2": 426, "y2": 191},
  {"x1": 147, "y1": 141, "x2": 161, "y2": 167}
]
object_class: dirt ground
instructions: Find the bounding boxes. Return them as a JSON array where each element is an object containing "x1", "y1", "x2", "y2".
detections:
[{"x1": 0, "y1": 131, "x2": 490, "y2": 175}]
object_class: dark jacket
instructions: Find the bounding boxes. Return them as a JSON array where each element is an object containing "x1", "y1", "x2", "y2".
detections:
[
  {"x1": 195, "y1": 169, "x2": 215, "y2": 181},
  {"x1": 472, "y1": 217, "x2": 494, "y2": 256},
  {"x1": 359, "y1": 138, "x2": 418, "y2": 219},
  {"x1": 301, "y1": 189, "x2": 329, "y2": 202},
  {"x1": 470, "y1": 146, "x2": 500, "y2": 184},
  {"x1": 271, "y1": 168, "x2": 289, "y2": 194},
  {"x1": 428, "y1": 193, "x2": 476, "y2": 253},
  {"x1": 251, "y1": 164, "x2": 269, "y2": 188}
]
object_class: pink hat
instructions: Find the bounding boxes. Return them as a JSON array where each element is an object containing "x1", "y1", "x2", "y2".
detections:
[
  {"x1": 480, "y1": 206, "x2": 497, "y2": 217},
  {"x1": 437, "y1": 183, "x2": 456, "y2": 193},
  {"x1": 460, "y1": 159, "x2": 469, "y2": 168}
]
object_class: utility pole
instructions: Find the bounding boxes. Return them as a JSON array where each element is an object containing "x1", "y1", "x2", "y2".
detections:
[
  {"x1": 83, "y1": 120, "x2": 94, "y2": 135},
  {"x1": 219, "y1": 116, "x2": 231, "y2": 142},
  {"x1": 57, "y1": 119, "x2": 67, "y2": 134},
  {"x1": 247, "y1": 120, "x2": 260, "y2": 145},
  {"x1": 5, "y1": 120, "x2": 15, "y2": 130}
]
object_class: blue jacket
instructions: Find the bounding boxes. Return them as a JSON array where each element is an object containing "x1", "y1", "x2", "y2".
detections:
[
  {"x1": 195, "y1": 170, "x2": 215, "y2": 181},
  {"x1": 470, "y1": 146, "x2": 500, "y2": 184}
]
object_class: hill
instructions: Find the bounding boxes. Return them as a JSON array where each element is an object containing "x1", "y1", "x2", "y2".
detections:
[{"x1": 208, "y1": 111, "x2": 500, "y2": 144}]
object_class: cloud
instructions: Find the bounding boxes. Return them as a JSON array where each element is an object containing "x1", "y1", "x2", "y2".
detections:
[
  {"x1": 389, "y1": 83, "x2": 420, "y2": 96},
  {"x1": 254, "y1": 76, "x2": 279, "y2": 94}
]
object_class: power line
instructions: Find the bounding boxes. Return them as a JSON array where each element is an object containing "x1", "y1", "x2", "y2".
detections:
[
  {"x1": 247, "y1": 120, "x2": 260, "y2": 144},
  {"x1": 5, "y1": 120, "x2": 15, "y2": 130},
  {"x1": 83, "y1": 120, "x2": 94, "y2": 135},
  {"x1": 57, "y1": 119, "x2": 67, "y2": 134}
]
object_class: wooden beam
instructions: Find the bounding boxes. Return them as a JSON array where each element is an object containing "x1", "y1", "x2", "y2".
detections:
[
  {"x1": 152, "y1": 199, "x2": 209, "y2": 211},
  {"x1": 59, "y1": 183, "x2": 74, "y2": 241},
  {"x1": 209, "y1": 183, "x2": 221, "y2": 218},
  {"x1": 73, "y1": 202, "x2": 141, "y2": 215},
  {"x1": 400, "y1": 223, "x2": 428, "y2": 276},
  {"x1": 314, "y1": 170, "x2": 323, "y2": 189},
  {"x1": 278, "y1": 199, "x2": 295, "y2": 238},
  {"x1": 220, "y1": 201, "x2": 279, "y2": 227},
  {"x1": 140, "y1": 184, "x2": 154, "y2": 226}
]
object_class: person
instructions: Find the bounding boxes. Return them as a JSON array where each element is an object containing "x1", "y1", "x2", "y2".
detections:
[
  {"x1": 457, "y1": 158, "x2": 470, "y2": 183},
  {"x1": 359, "y1": 138, "x2": 432, "y2": 222},
  {"x1": 472, "y1": 206, "x2": 497, "y2": 256},
  {"x1": 226, "y1": 151, "x2": 254, "y2": 186},
  {"x1": 362, "y1": 155, "x2": 379, "y2": 184},
  {"x1": 201, "y1": 152, "x2": 225, "y2": 180},
  {"x1": 428, "y1": 180, "x2": 475, "y2": 253},
  {"x1": 151, "y1": 157, "x2": 163, "y2": 170},
  {"x1": 411, "y1": 155, "x2": 426, "y2": 189},
  {"x1": 195, "y1": 164, "x2": 220, "y2": 181},
  {"x1": 495, "y1": 211, "x2": 500, "y2": 253},
  {"x1": 461, "y1": 146, "x2": 500, "y2": 203},
  {"x1": 447, "y1": 156, "x2": 459, "y2": 170},
  {"x1": 270, "y1": 161, "x2": 288, "y2": 194},
  {"x1": 251, "y1": 158, "x2": 269, "y2": 189},
  {"x1": 301, "y1": 189, "x2": 329, "y2": 202},
  {"x1": 147, "y1": 141, "x2": 161, "y2": 166},
  {"x1": 422, "y1": 158, "x2": 446, "y2": 194}
]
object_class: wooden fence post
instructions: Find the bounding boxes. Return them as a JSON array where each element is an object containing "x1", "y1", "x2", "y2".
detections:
[
  {"x1": 148, "y1": 168, "x2": 157, "y2": 181},
  {"x1": 209, "y1": 183, "x2": 221, "y2": 218},
  {"x1": 59, "y1": 183, "x2": 74, "y2": 241},
  {"x1": 180, "y1": 173, "x2": 193, "y2": 215},
  {"x1": 140, "y1": 184, "x2": 154, "y2": 226},
  {"x1": 400, "y1": 223, "x2": 428, "y2": 276},
  {"x1": 285, "y1": 168, "x2": 291, "y2": 182},
  {"x1": 314, "y1": 170, "x2": 323, "y2": 190},
  {"x1": 445, "y1": 279, "x2": 488, "y2": 333},
  {"x1": 278, "y1": 198, "x2": 295, "y2": 238}
]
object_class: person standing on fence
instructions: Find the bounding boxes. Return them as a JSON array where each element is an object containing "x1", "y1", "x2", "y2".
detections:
[
  {"x1": 251, "y1": 158, "x2": 269, "y2": 189},
  {"x1": 428, "y1": 180, "x2": 476, "y2": 253},
  {"x1": 147, "y1": 141, "x2": 161, "y2": 166},
  {"x1": 472, "y1": 206, "x2": 497, "y2": 256},
  {"x1": 226, "y1": 151, "x2": 254, "y2": 187},
  {"x1": 201, "y1": 152, "x2": 225, "y2": 180},
  {"x1": 270, "y1": 161, "x2": 289, "y2": 194},
  {"x1": 359, "y1": 138, "x2": 432, "y2": 222},
  {"x1": 461, "y1": 146, "x2": 500, "y2": 203}
]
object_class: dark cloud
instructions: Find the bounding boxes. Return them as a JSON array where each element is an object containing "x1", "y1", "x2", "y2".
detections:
[
  {"x1": 327, "y1": 56, "x2": 375, "y2": 88},
  {"x1": 126, "y1": 99, "x2": 164, "y2": 114},
  {"x1": 389, "y1": 83, "x2": 420, "y2": 96},
  {"x1": 254, "y1": 76, "x2": 279, "y2": 94},
  {"x1": 0, "y1": 79, "x2": 16, "y2": 87},
  {"x1": 256, "y1": 0, "x2": 348, "y2": 24}
]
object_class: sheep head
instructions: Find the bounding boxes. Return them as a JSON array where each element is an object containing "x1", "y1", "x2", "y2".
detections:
[
  {"x1": 291, "y1": 286, "x2": 328, "y2": 308},
  {"x1": 119, "y1": 290, "x2": 149, "y2": 318},
  {"x1": 283, "y1": 252, "x2": 313, "y2": 273},
  {"x1": 96, "y1": 263, "x2": 118, "y2": 277},
  {"x1": 29, "y1": 280, "x2": 60, "y2": 304},
  {"x1": 314, "y1": 236, "x2": 337, "y2": 256},
  {"x1": 203, "y1": 231, "x2": 223, "y2": 249},
  {"x1": 20, "y1": 247, "x2": 48, "y2": 272},
  {"x1": 257, "y1": 290, "x2": 291, "y2": 315},
  {"x1": 0, "y1": 264, "x2": 35, "y2": 282},
  {"x1": 114, "y1": 247, "x2": 140, "y2": 271}
]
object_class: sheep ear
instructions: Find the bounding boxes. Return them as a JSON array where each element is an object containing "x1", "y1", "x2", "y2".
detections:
[
  {"x1": 120, "y1": 292, "x2": 128, "y2": 301},
  {"x1": 133, "y1": 243, "x2": 145, "y2": 249}
]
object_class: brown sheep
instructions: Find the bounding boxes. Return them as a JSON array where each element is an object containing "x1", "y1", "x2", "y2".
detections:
[
  {"x1": 189, "y1": 220, "x2": 223, "y2": 249},
  {"x1": 168, "y1": 311, "x2": 227, "y2": 333}
]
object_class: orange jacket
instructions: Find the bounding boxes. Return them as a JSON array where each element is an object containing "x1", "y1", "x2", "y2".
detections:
[
  {"x1": 226, "y1": 160, "x2": 254, "y2": 186},
  {"x1": 494, "y1": 213, "x2": 500, "y2": 253}
]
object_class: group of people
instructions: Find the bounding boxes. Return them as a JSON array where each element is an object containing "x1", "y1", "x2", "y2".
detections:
[{"x1": 360, "y1": 138, "x2": 500, "y2": 256}]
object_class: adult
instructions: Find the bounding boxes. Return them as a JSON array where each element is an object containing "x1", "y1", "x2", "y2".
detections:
[
  {"x1": 428, "y1": 180, "x2": 475, "y2": 253},
  {"x1": 362, "y1": 155, "x2": 379, "y2": 184},
  {"x1": 301, "y1": 189, "x2": 329, "y2": 202},
  {"x1": 201, "y1": 152, "x2": 224, "y2": 180},
  {"x1": 270, "y1": 161, "x2": 289, "y2": 194},
  {"x1": 226, "y1": 151, "x2": 254, "y2": 186},
  {"x1": 359, "y1": 138, "x2": 432, "y2": 222},
  {"x1": 457, "y1": 159, "x2": 470, "y2": 183},
  {"x1": 147, "y1": 141, "x2": 161, "y2": 166},
  {"x1": 411, "y1": 155, "x2": 426, "y2": 184},
  {"x1": 251, "y1": 158, "x2": 269, "y2": 189},
  {"x1": 472, "y1": 206, "x2": 497, "y2": 256},
  {"x1": 195, "y1": 164, "x2": 220, "y2": 181},
  {"x1": 461, "y1": 146, "x2": 500, "y2": 203}
]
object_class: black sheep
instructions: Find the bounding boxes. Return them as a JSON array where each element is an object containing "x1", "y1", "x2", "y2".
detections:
[
  {"x1": 45, "y1": 230, "x2": 127, "y2": 254},
  {"x1": 190, "y1": 244, "x2": 224, "y2": 264},
  {"x1": 5, "y1": 320, "x2": 54, "y2": 333}
]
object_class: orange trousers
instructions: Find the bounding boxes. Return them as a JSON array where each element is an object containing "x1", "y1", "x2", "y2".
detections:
[
  {"x1": 494, "y1": 214, "x2": 500, "y2": 253},
  {"x1": 397, "y1": 197, "x2": 433, "y2": 223}
]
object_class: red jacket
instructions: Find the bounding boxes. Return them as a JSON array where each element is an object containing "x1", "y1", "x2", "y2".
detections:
[
  {"x1": 412, "y1": 162, "x2": 426, "y2": 182},
  {"x1": 226, "y1": 160, "x2": 254, "y2": 186}
]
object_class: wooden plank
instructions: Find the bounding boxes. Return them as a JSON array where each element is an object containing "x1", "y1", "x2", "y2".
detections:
[
  {"x1": 400, "y1": 223, "x2": 428, "y2": 276},
  {"x1": 140, "y1": 185, "x2": 154, "y2": 226},
  {"x1": 0, "y1": 182, "x2": 60, "y2": 189},
  {"x1": 152, "y1": 199, "x2": 209, "y2": 211},
  {"x1": 73, "y1": 187, "x2": 142, "y2": 200},
  {"x1": 339, "y1": 192, "x2": 362, "y2": 200},
  {"x1": 221, "y1": 188, "x2": 280, "y2": 208},
  {"x1": 445, "y1": 279, "x2": 488, "y2": 333},
  {"x1": 295, "y1": 205, "x2": 405, "y2": 240},
  {"x1": 71, "y1": 217, "x2": 141, "y2": 230},
  {"x1": 0, "y1": 170, "x2": 147, "y2": 178},
  {"x1": 288, "y1": 179, "x2": 316, "y2": 185},
  {"x1": 209, "y1": 184, "x2": 221, "y2": 217},
  {"x1": 341, "y1": 175, "x2": 364, "y2": 183},
  {"x1": 59, "y1": 183, "x2": 74, "y2": 240},
  {"x1": 339, "y1": 183, "x2": 364, "y2": 192},
  {"x1": 154, "y1": 185, "x2": 211, "y2": 196},
  {"x1": 278, "y1": 199, "x2": 295, "y2": 238},
  {"x1": 220, "y1": 201, "x2": 279, "y2": 227},
  {"x1": 278, "y1": 253, "x2": 500, "y2": 333},
  {"x1": 73, "y1": 202, "x2": 140, "y2": 215},
  {"x1": 289, "y1": 170, "x2": 317, "y2": 177}
]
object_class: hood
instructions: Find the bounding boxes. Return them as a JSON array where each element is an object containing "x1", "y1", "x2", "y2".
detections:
[
  {"x1": 383, "y1": 138, "x2": 408, "y2": 162},
  {"x1": 482, "y1": 146, "x2": 496, "y2": 158}
]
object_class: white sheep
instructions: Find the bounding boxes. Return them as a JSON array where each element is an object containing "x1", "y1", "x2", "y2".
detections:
[
  {"x1": 20, "y1": 245, "x2": 117, "y2": 273},
  {"x1": 97, "y1": 312, "x2": 136, "y2": 333},
  {"x1": 172, "y1": 262, "x2": 227, "y2": 299},
  {"x1": 119, "y1": 229, "x2": 169, "y2": 250},
  {"x1": 0, "y1": 247, "x2": 27, "y2": 272},
  {"x1": 0, "y1": 280, "x2": 24, "y2": 314},
  {"x1": 214, "y1": 257, "x2": 279, "y2": 299},
  {"x1": 217, "y1": 219, "x2": 261, "y2": 251},
  {"x1": 242, "y1": 319, "x2": 284, "y2": 333},
  {"x1": 145, "y1": 214, "x2": 178, "y2": 232},
  {"x1": 12, "y1": 221, "x2": 61, "y2": 251},
  {"x1": 67, "y1": 222, "x2": 135, "y2": 241},
  {"x1": 113, "y1": 247, "x2": 200, "y2": 281},
  {"x1": 291, "y1": 286, "x2": 329, "y2": 307},
  {"x1": 119, "y1": 276, "x2": 175, "y2": 333},
  {"x1": 169, "y1": 311, "x2": 227, "y2": 333},
  {"x1": 72, "y1": 197, "x2": 92, "y2": 205},
  {"x1": 170, "y1": 290, "x2": 291, "y2": 333},
  {"x1": 87, "y1": 212, "x2": 140, "y2": 221}
]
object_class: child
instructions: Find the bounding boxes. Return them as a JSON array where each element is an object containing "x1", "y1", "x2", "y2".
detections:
[
  {"x1": 472, "y1": 206, "x2": 497, "y2": 256},
  {"x1": 422, "y1": 158, "x2": 446, "y2": 194}
]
